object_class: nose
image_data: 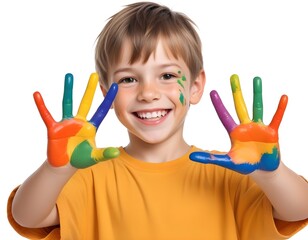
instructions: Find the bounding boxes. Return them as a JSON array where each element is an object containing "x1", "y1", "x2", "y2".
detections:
[{"x1": 137, "y1": 81, "x2": 160, "y2": 102}]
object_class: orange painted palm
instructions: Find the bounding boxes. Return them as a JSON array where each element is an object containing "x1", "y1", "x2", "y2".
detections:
[
  {"x1": 190, "y1": 74, "x2": 288, "y2": 174},
  {"x1": 33, "y1": 73, "x2": 119, "y2": 168}
]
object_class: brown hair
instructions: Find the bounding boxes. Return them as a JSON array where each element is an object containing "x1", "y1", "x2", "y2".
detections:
[{"x1": 95, "y1": 2, "x2": 203, "y2": 88}]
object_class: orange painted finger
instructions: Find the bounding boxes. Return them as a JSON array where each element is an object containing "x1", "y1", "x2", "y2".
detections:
[
  {"x1": 269, "y1": 95, "x2": 288, "y2": 130},
  {"x1": 33, "y1": 91, "x2": 56, "y2": 128}
]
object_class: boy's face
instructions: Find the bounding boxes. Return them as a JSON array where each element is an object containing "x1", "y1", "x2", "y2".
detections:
[{"x1": 106, "y1": 39, "x2": 205, "y2": 144}]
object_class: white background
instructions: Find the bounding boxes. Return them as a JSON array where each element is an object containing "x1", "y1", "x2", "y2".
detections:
[{"x1": 1, "y1": 0, "x2": 308, "y2": 239}]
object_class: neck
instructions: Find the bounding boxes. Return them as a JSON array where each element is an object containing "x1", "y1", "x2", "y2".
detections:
[{"x1": 124, "y1": 133, "x2": 190, "y2": 163}]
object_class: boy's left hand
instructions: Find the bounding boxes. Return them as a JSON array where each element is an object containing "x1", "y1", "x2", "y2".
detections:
[{"x1": 190, "y1": 74, "x2": 288, "y2": 174}]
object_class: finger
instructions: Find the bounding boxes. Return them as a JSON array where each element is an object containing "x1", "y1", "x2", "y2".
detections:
[
  {"x1": 252, "y1": 76, "x2": 263, "y2": 123},
  {"x1": 70, "y1": 144, "x2": 120, "y2": 169},
  {"x1": 189, "y1": 151, "x2": 256, "y2": 174},
  {"x1": 62, "y1": 73, "x2": 74, "y2": 119},
  {"x1": 230, "y1": 74, "x2": 250, "y2": 123},
  {"x1": 76, "y1": 73, "x2": 99, "y2": 120},
  {"x1": 33, "y1": 91, "x2": 56, "y2": 128},
  {"x1": 190, "y1": 151, "x2": 230, "y2": 163},
  {"x1": 97, "y1": 147, "x2": 120, "y2": 161},
  {"x1": 210, "y1": 90, "x2": 237, "y2": 133},
  {"x1": 269, "y1": 95, "x2": 288, "y2": 130},
  {"x1": 90, "y1": 83, "x2": 118, "y2": 128}
]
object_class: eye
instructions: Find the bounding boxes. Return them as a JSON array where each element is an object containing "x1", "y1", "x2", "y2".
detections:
[
  {"x1": 118, "y1": 77, "x2": 137, "y2": 84},
  {"x1": 161, "y1": 73, "x2": 177, "y2": 80}
]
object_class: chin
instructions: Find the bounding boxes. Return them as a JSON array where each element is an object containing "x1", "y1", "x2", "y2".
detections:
[{"x1": 129, "y1": 131, "x2": 171, "y2": 145}]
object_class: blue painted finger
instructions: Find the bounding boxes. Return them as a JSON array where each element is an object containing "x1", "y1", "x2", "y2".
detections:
[{"x1": 90, "y1": 83, "x2": 118, "y2": 128}]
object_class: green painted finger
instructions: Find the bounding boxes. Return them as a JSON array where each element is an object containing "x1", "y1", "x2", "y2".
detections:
[
  {"x1": 62, "y1": 73, "x2": 74, "y2": 119},
  {"x1": 252, "y1": 76, "x2": 263, "y2": 123}
]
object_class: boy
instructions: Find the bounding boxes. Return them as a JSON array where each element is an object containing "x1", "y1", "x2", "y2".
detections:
[{"x1": 8, "y1": 2, "x2": 308, "y2": 239}]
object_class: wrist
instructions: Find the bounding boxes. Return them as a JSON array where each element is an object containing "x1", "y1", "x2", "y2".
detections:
[
  {"x1": 249, "y1": 161, "x2": 284, "y2": 183},
  {"x1": 44, "y1": 160, "x2": 77, "y2": 176}
]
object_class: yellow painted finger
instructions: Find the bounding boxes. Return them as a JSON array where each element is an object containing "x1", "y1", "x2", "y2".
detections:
[
  {"x1": 230, "y1": 74, "x2": 250, "y2": 123},
  {"x1": 76, "y1": 73, "x2": 99, "y2": 120}
]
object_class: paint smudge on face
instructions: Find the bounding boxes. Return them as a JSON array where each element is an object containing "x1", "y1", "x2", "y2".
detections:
[
  {"x1": 177, "y1": 71, "x2": 186, "y2": 106},
  {"x1": 179, "y1": 91, "x2": 185, "y2": 105}
]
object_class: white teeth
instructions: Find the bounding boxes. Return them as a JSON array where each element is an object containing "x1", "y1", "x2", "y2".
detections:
[{"x1": 137, "y1": 110, "x2": 168, "y2": 119}]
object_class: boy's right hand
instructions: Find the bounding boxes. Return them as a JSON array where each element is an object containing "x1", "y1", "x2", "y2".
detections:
[{"x1": 33, "y1": 73, "x2": 120, "y2": 169}]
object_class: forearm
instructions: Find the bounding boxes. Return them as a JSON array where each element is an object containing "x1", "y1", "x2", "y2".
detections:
[
  {"x1": 12, "y1": 160, "x2": 77, "y2": 228},
  {"x1": 250, "y1": 161, "x2": 308, "y2": 221}
]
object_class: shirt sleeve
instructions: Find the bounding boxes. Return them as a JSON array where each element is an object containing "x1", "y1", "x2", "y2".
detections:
[
  {"x1": 231, "y1": 173, "x2": 308, "y2": 239},
  {"x1": 7, "y1": 187, "x2": 60, "y2": 240},
  {"x1": 274, "y1": 176, "x2": 308, "y2": 237}
]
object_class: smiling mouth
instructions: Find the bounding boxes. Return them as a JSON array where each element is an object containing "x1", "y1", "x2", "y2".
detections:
[{"x1": 134, "y1": 110, "x2": 170, "y2": 120}]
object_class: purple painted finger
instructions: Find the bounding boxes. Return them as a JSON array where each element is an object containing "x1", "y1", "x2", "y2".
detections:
[{"x1": 210, "y1": 90, "x2": 237, "y2": 133}]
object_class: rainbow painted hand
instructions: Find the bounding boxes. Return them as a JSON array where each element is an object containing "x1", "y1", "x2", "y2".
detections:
[
  {"x1": 33, "y1": 73, "x2": 120, "y2": 168},
  {"x1": 190, "y1": 74, "x2": 288, "y2": 174}
]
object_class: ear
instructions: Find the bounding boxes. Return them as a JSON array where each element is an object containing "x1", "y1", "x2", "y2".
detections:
[
  {"x1": 189, "y1": 70, "x2": 206, "y2": 105},
  {"x1": 100, "y1": 84, "x2": 108, "y2": 97}
]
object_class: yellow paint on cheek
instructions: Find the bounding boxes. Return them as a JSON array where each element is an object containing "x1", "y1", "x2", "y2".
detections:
[{"x1": 229, "y1": 141, "x2": 277, "y2": 164}]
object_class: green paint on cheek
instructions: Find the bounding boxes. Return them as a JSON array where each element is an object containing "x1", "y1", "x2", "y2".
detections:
[
  {"x1": 177, "y1": 79, "x2": 184, "y2": 88},
  {"x1": 179, "y1": 91, "x2": 185, "y2": 105},
  {"x1": 177, "y1": 71, "x2": 187, "y2": 106}
]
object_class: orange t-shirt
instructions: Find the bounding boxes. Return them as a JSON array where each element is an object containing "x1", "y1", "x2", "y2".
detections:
[{"x1": 8, "y1": 146, "x2": 308, "y2": 239}]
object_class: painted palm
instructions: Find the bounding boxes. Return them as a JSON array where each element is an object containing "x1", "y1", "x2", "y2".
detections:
[
  {"x1": 33, "y1": 73, "x2": 119, "y2": 168},
  {"x1": 190, "y1": 74, "x2": 288, "y2": 174}
]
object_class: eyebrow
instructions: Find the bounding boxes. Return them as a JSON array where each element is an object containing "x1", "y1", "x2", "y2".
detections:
[{"x1": 114, "y1": 63, "x2": 182, "y2": 75}]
